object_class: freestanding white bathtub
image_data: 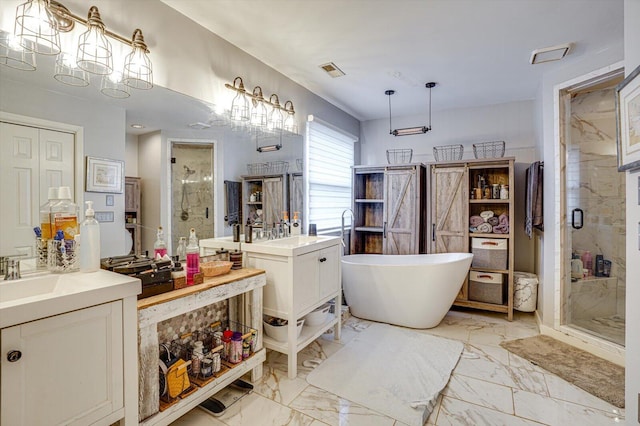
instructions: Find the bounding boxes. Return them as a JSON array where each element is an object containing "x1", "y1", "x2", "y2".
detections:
[{"x1": 341, "y1": 253, "x2": 473, "y2": 329}]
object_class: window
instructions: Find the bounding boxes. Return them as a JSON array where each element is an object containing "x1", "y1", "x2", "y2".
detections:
[{"x1": 306, "y1": 118, "x2": 357, "y2": 233}]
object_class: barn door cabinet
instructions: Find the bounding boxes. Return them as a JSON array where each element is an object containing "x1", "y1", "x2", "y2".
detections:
[
  {"x1": 350, "y1": 164, "x2": 426, "y2": 255},
  {"x1": 242, "y1": 173, "x2": 288, "y2": 229},
  {"x1": 428, "y1": 157, "x2": 515, "y2": 320}
]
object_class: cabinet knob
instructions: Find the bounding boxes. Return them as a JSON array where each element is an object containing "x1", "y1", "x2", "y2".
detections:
[
  {"x1": 7, "y1": 350, "x2": 21, "y2": 362},
  {"x1": 319, "y1": 257, "x2": 327, "y2": 262}
]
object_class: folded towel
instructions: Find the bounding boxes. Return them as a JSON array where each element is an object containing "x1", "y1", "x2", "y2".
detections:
[
  {"x1": 480, "y1": 210, "x2": 495, "y2": 221},
  {"x1": 469, "y1": 226, "x2": 478, "y2": 233},
  {"x1": 493, "y1": 213, "x2": 510, "y2": 234},
  {"x1": 470, "y1": 215, "x2": 485, "y2": 227},
  {"x1": 477, "y1": 222, "x2": 493, "y2": 233},
  {"x1": 487, "y1": 216, "x2": 499, "y2": 226}
]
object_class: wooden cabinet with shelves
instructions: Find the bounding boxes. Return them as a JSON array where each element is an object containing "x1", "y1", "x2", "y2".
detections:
[
  {"x1": 242, "y1": 174, "x2": 287, "y2": 229},
  {"x1": 429, "y1": 158, "x2": 515, "y2": 320},
  {"x1": 351, "y1": 164, "x2": 426, "y2": 255},
  {"x1": 125, "y1": 176, "x2": 141, "y2": 254}
]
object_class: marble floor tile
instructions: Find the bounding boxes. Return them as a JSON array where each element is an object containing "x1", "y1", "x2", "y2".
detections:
[
  {"x1": 513, "y1": 389, "x2": 624, "y2": 425},
  {"x1": 170, "y1": 309, "x2": 621, "y2": 426}
]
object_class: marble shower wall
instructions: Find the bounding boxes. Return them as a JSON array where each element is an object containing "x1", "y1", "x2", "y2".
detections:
[
  {"x1": 171, "y1": 144, "x2": 215, "y2": 251},
  {"x1": 567, "y1": 87, "x2": 626, "y2": 319}
]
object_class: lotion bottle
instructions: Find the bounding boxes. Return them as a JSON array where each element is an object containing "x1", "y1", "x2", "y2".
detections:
[
  {"x1": 186, "y1": 228, "x2": 200, "y2": 285},
  {"x1": 79, "y1": 201, "x2": 100, "y2": 272}
]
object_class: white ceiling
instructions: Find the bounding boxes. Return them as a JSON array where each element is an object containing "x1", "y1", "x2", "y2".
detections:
[{"x1": 160, "y1": 0, "x2": 624, "y2": 121}]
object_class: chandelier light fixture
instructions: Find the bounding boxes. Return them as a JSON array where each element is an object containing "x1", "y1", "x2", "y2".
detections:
[
  {"x1": 2, "y1": 0, "x2": 153, "y2": 98},
  {"x1": 386, "y1": 82, "x2": 436, "y2": 136},
  {"x1": 225, "y1": 76, "x2": 297, "y2": 135}
]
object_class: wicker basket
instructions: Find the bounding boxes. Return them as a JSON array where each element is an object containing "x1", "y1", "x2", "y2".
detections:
[
  {"x1": 473, "y1": 141, "x2": 505, "y2": 159},
  {"x1": 386, "y1": 149, "x2": 413, "y2": 164},
  {"x1": 433, "y1": 144, "x2": 464, "y2": 161},
  {"x1": 246, "y1": 162, "x2": 269, "y2": 175},
  {"x1": 200, "y1": 261, "x2": 233, "y2": 277}
]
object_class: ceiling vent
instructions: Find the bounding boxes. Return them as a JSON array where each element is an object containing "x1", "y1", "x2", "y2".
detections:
[
  {"x1": 189, "y1": 122, "x2": 211, "y2": 129},
  {"x1": 530, "y1": 43, "x2": 573, "y2": 65},
  {"x1": 319, "y1": 62, "x2": 345, "y2": 78}
]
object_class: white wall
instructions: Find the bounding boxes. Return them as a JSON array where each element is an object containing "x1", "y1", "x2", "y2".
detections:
[
  {"x1": 125, "y1": 134, "x2": 139, "y2": 177},
  {"x1": 361, "y1": 100, "x2": 538, "y2": 271},
  {"x1": 624, "y1": 0, "x2": 640, "y2": 421},
  {"x1": 0, "y1": 78, "x2": 127, "y2": 257}
]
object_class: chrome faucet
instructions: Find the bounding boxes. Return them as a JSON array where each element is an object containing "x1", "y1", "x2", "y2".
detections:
[{"x1": 341, "y1": 209, "x2": 354, "y2": 252}]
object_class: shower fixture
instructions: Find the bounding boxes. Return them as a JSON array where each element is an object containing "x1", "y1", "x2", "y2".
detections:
[{"x1": 180, "y1": 165, "x2": 195, "y2": 221}]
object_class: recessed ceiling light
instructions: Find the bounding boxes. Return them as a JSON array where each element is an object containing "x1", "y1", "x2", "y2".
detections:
[
  {"x1": 319, "y1": 62, "x2": 346, "y2": 78},
  {"x1": 131, "y1": 124, "x2": 145, "y2": 129},
  {"x1": 530, "y1": 43, "x2": 573, "y2": 65}
]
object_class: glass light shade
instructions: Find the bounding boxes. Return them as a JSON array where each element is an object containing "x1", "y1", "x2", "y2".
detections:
[
  {"x1": 100, "y1": 71, "x2": 130, "y2": 98},
  {"x1": 250, "y1": 100, "x2": 268, "y2": 127},
  {"x1": 53, "y1": 52, "x2": 89, "y2": 86},
  {"x1": 0, "y1": 31, "x2": 36, "y2": 71},
  {"x1": 76, "y1": 7, "x2": 113, "y2": 75},
  {"x1": 230, "y1": 92, "x2": 250, "y2": 121},
  {"x1": 267, "y1": 105, "x2": 284, "y2": 132},
  {"x1": 283, "y1": 112, "x2": 298, "y2": 134},
  {"x1": 122, "y1": 29, "x2": 152, "y2": 90},
  {"x1": 14, "y1": 0, "x2": 61, "y2": 55}
]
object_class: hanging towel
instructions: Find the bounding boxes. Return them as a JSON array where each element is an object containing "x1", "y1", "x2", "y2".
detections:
[
  {"x1": 493, "y1": 213, "x2": 510, "y2": 234},
  {"x1": 224, "y1": 180, "x2": 242, "y2": 225},
  {"x1": 525, "y1": 162, "x2": 544, "y2": 238}
]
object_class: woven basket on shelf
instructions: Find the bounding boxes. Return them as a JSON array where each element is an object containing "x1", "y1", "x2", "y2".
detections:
[
  {"x1": 200, "y1": 261, "x2": 233, "y2": 277},
  {"x1": 246, "y1": 162, "x2": 269, "y2": 175},
  {"x1": 433, "y1": 144, "x2": 464, "y2": 162},
  {"x1": 386, "y1": 149, "x2": 413, "y2": 164},
  {"x1": 473, "y1": 141, "x2": 505, "y2": 159}
]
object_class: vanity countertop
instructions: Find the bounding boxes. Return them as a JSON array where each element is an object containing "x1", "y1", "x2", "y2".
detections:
[{"x1": 0, "y1": 269, "x2": 141, "y2": 328}]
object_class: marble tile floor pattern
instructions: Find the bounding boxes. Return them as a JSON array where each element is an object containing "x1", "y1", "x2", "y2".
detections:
[
  {"x1": 572, "y1": 314, "x2": 626, "y2": 347},
  {"x1": 170, "y1": 310, "x2": 625, "y2": 426}
]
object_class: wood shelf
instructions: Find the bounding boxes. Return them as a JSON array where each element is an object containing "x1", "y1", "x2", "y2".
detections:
[
  {"x1": 470, "y1": 266, "x2": 509, "y2": 274},
  {"x1": 469, "y1": 232, "x2": 510, "y2": 239},
  {"x1": 469, "y1": 199, "x2": 510, "y2": 204},
  {"x1": 453, "y1": 299, "x2": 509, "y2": 312}
]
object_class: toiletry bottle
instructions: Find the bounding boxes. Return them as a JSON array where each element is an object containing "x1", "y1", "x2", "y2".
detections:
[
  {"x1": 40, "y1": 187, "x2": 59, "y2": 241},
  {"x1": 595, "y1": 254, "x2": 604, "y2": 277},
  {"x1": 79, "y1": 201, "x2": 101, "y2": 273},
  {"x1": 176, "y1": 236, "x2": 187, "y2": 261},
  {"x1": 291, "y1": 211, "x2": 301, "y2": 236},
  {"x1": 581, "y1": 251, "x2": 593, "y2": 276},
  {"x1": 186, "y1": 228, "x2": 200, "y2": 285},
  {"x1": 154, "y1": 226, "x2": 167, "y2": 258},
  {"x1": 282, "y1": 211, "x2": 290, "y2": 236},
  {"x1": 51, "y1": 186, "x2": 78, "y2": 240}
]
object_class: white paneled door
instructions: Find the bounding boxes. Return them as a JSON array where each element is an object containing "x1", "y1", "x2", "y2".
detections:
[{"x1": 0, "y1": 122, "x2": 74, "y2": 257}]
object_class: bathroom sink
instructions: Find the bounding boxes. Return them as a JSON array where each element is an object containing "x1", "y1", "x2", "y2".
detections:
[
  {"x1": 0, "y1": 274, "x2": 62, "y2": 304},
  {"x1": 243, "y1": 235, "x2": 340, "y2": 256},
  {"x1": 263, "y1": 235, "x2": 323, "y2": 246}
]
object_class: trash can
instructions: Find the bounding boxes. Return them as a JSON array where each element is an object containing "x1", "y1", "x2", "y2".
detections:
[{"x1": 513, "y1": 271, "x2": 538, "y2": 312}]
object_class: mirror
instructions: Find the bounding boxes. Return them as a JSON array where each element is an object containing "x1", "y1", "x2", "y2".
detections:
[{"x1": 0, "y1": 39, "x2": 303, "y2": 265}]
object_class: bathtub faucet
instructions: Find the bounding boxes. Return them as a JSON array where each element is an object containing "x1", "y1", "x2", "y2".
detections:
[{"x1": 341, "y1": 209, "x2": 354, "y2": 251}]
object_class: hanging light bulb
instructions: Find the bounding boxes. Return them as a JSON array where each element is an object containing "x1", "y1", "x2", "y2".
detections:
[
  {"x1": 283, "y1": 100, "x2": 298, "y2": 134},
  {"x1": 250, "y1": 86, "x2": 268, "y2": 127},
  {"x1": 122, "y1": 29, "x2": 152, "y2": 90},
  {"x1": 14, "y1": 0, "x2": 60, "y2": 55},
  {"x1": 76, "y1": 6, "x2": 113, "y2": 75},
  {"x1": 229, "y1": 77, "x2": 250, "y2": 121},
  {"x1": 267, "y1": 94, "x2": 284, "y2": 132},
  {"x1": 100, "y1": 70, "x2": 130, "y2": 99},
  {"x1": 0, "y1": 31, "x2": 36, "y2": 70}
]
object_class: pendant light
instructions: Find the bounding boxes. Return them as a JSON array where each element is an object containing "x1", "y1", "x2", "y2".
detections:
[
  {"x1": 250, "y1": 86, "x2": 268, "y2": 127},
  {"x1": 76, "y1": 6, "x2": 113, "y2": 75},
  {"x1": 14, "y1": 0, "x2": 60, "y2": 55},
  {"x1": 122, "y1": 29, "x2": 153, "y2": 90},
  {"x1": 283, "y1": 101, "x2": 298, "y2": 134},
  {"x1": 0, "y1": 31, "x2": 36, "y2": 71},
  {"x1": 386, "y1": 82, "x2": 436, "y2": 136},
  {"x1": 54, "y1": 52, "x2": 89, "y2": 86},
  {"x1": 228, "y1": 77, "x2": 250, "y2": 121},
  {"x1": 100, "y1": 70, "x2": 130, "y2": 99}
]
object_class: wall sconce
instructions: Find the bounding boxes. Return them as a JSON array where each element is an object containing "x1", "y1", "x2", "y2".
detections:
[
  {"x1": 386, "y1": 82, "x2": 436, "y2": 136},
  {"x1": 225, "y1": 76, "x2": 296, "y2": 134},
  {"x1": 4, "y1": 0, "x2": 153, "y2": 97}
]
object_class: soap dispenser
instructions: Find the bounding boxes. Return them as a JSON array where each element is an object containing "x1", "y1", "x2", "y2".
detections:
[
  {"x1": 186, "y1": 228, "x2": 200, "y2": 285},
  {"x1": 79, "y1": 201, "x2": 100, "y2": 272},
  {"x1": 154, "y1": 226, "x2": 167, "y2": 258},
  {"x1": 291, "y1": 211, "x2": 301, "y2": 236}
]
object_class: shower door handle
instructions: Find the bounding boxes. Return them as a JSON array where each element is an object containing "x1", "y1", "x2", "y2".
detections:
[
  {"x1": 205, "y1": 207, "x2": 209, "y2": 219},
  {"x1": 382, "y1": 222, "x2": 387, "y2": 238},
  {"x1": 432, "y1": 223, "x2": 436, "y2": 242},
  {"x1": 571, "y1": 208, "x2": 583, "y2": 229}
]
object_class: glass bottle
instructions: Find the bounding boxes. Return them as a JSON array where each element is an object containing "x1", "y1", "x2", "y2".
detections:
[
  {"x1": 154, "y1": 226, "x2": 167, "y2": 258},
  {"x1": 176, "y1": 236, "x2": 187, "y2": 261},
  {"x1": 186, "y1": 228, "x2": 200, "y2": 285}
]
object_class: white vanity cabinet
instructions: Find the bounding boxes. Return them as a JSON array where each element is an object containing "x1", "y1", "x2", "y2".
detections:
[
  {"x1": 0, "y1": 270, "x2": 140, "y2": 426},
  {"x1": 244, "y1": 236, "x2": 342, "y2": 378}
]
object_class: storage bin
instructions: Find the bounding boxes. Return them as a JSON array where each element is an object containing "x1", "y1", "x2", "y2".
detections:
[
  {"x1": 263, "y1": 316, "x2": 304, "y2": 342},
  {"x1": 513, "y1": 271, "x2": 539, "y2": 312},
  {"x1": 469, "y1": 271, "x2": 504, "y2": 304},
  {"x1": 304, "y1": 304, "x2": 331, "y2": 326},
  {"x1": 471, "y1": 238, "x2": 508, "y2": 270}
]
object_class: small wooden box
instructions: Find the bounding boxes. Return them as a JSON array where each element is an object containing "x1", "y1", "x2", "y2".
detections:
[{"x1": 193, "y1": 272, "x2": 204, "y2": 285}]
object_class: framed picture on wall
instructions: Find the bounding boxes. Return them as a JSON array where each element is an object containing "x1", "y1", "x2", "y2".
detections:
[
  {"x1": 85, "y1": 156, "x2": 124, "y2": 193},
  {"x1": 616, "y1": 63, "x2": 640, "y2": 171}
]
